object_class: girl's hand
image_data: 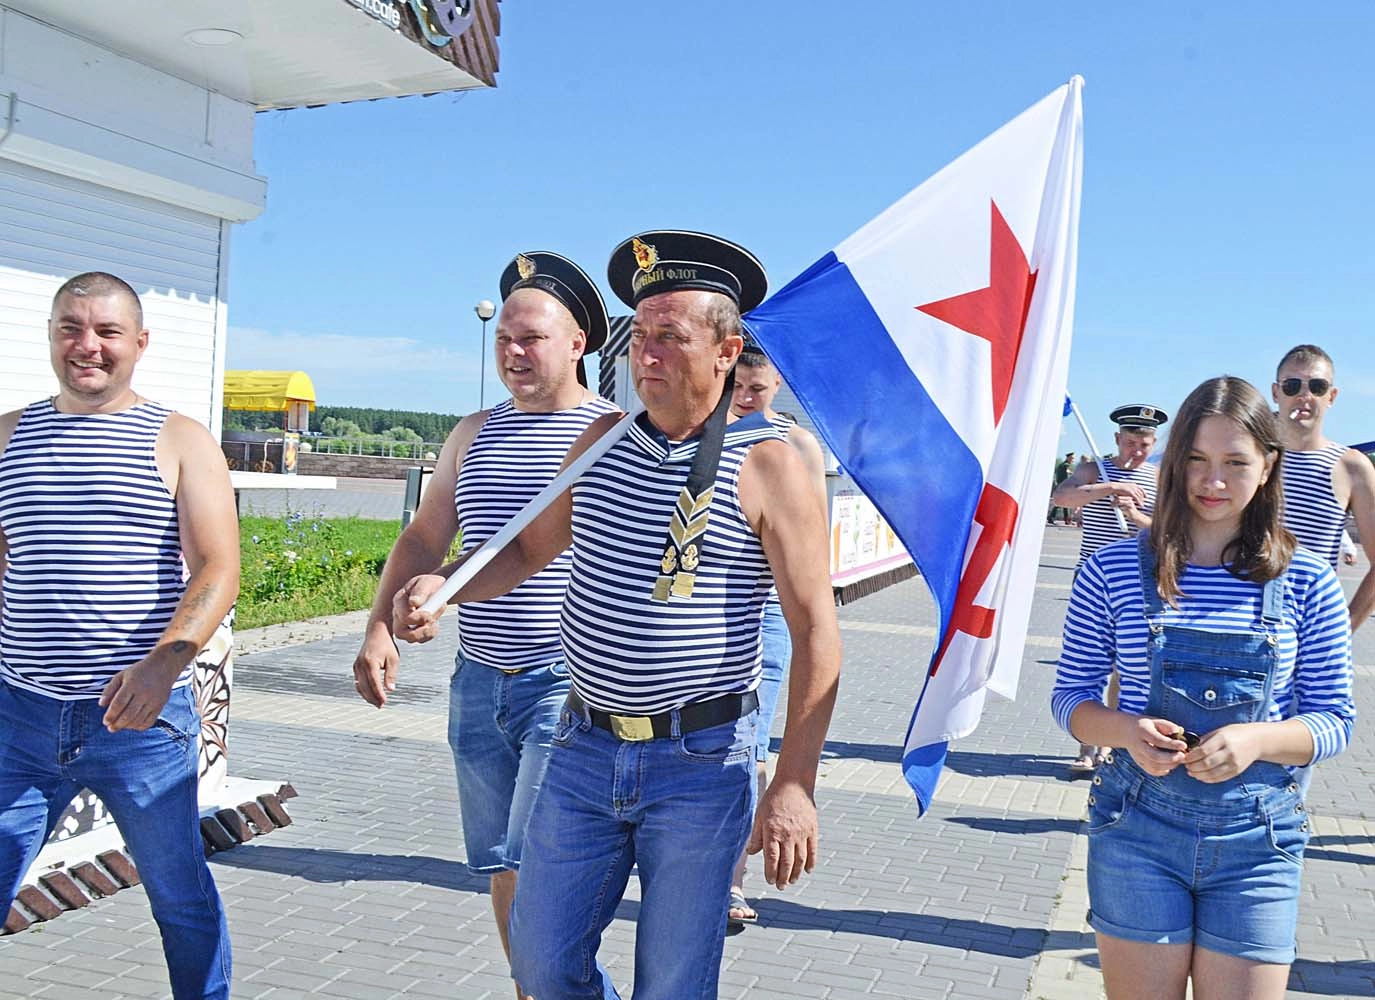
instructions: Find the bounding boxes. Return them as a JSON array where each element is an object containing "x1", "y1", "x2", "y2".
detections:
[
  {"x1": 1184, "y1": 724, "x2": 1264, "y2": 783},
  {"x1": 1125, "y1": 716, "x2": 1189, "y2": 776}
]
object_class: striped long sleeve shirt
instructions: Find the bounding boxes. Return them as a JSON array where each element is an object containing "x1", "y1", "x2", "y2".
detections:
[{"x1": 1052, "y1": 537, "x2": 1355, "y2": 763}]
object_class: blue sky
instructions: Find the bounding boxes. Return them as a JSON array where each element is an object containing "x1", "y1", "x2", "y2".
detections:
[{"x1": 226, "y1": 2, "x2": 1375, "y2": 450}]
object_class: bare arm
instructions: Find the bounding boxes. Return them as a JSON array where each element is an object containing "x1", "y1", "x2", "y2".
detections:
[
  {"x1": 100, "y1": 414, "x2": 240, "y2": 731},
  {"x1": 739, "y1": 439, "x2": 842, "y2": 889},
  {"x1": 1050, "y1": 460, "x2": 1100, "y2": 508},
  {"x1": 351, "y1": 414, "x2": 476, "y2": 707},
  {"x1": 1341, "y1": 449, "x2": 1375, "y2": 632},
  {"x1": 394, "y1": 412, "x2": 625, "y2": 639},
  {"x1": 787, "y1": 424, "x2": 830, "y2": 517}
]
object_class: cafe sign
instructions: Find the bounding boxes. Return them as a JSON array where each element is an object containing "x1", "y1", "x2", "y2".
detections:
[{"x1": 345, "y1": 0, "x2": 476, "y2": 47}]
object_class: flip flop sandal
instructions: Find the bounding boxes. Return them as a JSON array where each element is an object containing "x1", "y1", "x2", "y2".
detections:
[{"x1": 727, "y1": 889, "x2": 757, "y2": 926}]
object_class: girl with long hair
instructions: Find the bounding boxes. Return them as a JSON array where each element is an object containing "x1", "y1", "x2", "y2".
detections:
[{"x1": 1051, "y1": 376, "x2": 1355, "y2": 999}]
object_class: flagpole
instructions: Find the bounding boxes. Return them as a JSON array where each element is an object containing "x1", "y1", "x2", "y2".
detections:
[
  {"x1": 417, "y1": 403, "x2": 645, "y2": 614},
  {"x1": 1066, "y1": 400, "x2": 1130, "y2": 535}
]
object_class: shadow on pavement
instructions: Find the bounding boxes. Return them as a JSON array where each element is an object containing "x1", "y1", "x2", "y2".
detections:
[
  {"x1": 1288, "y1": 959, "x2": 1375, "y2": 996},
  {"x1": 820, "y1": 740, "x2": 903, "y2": 763},
  {"x1": 817, "y1": 742, "x2": 1073, "y2": 779},
  {"x1": 945, "y1": 816, "x2": 1082, "y2": 836},
  {"x1": 235, "y1": 660, "x2": 447, "y2": 706},
  {"x1": 1305, "y1": 846, "x2": 1374, "y2": 866},
  {"x1": 748, "y1": 898, "x2": 1093, "y2": 958},
  {"x1": 210, "y1": 844, "x2": 489, "y2": 893},
  {"x1": 943, "y1": 750, "x2": 1066, "y2": 779}
]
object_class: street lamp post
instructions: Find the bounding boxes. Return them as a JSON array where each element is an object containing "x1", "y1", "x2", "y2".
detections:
[{"x1": 474, "y1": 299, "x2": 495, "y2": 409}]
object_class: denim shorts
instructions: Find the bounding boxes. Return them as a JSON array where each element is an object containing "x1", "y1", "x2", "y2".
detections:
[
  {"x1": 1085, "y1": 757, "x2": 1309, "y2": 964},
  {"x1": 446, "y1": 655, "x2": 570, "y2": 875},
  {"x1": 754, "y1": 601, "x2": 793, "y2": 762}
]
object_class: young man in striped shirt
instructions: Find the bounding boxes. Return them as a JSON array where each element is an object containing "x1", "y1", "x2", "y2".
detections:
[
  {"x1": 1272, "y1": 344, "x2": 1375, "y2": 633},
  {"x1": 395, "y1": 231, "x2": 842, "y2": 999},
  {"x1": 0, "y1": 273, "x2": 239, "y2": 998},
  {"x1": 725, "y1": 342, "x2": 828, "y2": 927},
  {"x1": 352, "y1": 252, "x2": 615, "y2": 995}
]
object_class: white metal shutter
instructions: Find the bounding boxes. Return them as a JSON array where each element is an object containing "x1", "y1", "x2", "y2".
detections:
[{"x1": 0, "y1": 158, "x2": 225, "y2": 428}]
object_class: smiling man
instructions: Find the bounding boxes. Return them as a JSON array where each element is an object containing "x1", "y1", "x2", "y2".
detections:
[
  {"x1": 0, "y1": 272, "x2": 239, "y2": 999},
  {"x1": 352, "y1": 251, "x2": 614, "y2": 997},
  {"x1": 1273, "y1": 344, "x2": 1375, "y2": 632}
]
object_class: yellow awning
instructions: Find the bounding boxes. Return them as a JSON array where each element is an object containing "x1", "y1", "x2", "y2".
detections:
[{"x1": 222, "y1": 370, "x2": 316, "y2": 411}]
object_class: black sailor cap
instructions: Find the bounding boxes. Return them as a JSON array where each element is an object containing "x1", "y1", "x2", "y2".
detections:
[
  {"x1": 499, "y1": 250, "x2": 610, "y2": 356},
  {"x1": 607, "y1": 230, "x2": 767, "y2": 312}
]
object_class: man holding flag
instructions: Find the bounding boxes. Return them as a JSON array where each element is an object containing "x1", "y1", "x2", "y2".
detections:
[
  {"x1": 393, "y1": 231, "x2": 841, "y2": 999},
  {"x1": 744, "y1": 77, "x2": 1085, "y2": 813}
]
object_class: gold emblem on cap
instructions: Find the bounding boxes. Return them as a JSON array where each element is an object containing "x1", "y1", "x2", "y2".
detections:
[
  {"x1": 1142, "y1": 407, "x2": 1155, "y2": 419},
  {"x1": 632, "y1": 238, "x2": 658, "y2": 273},
  {"x1": 516, "y1": 254, "x2": 537, "y2": 280}
]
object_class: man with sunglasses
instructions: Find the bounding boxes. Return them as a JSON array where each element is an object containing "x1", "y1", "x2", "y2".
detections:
[{"x1": 1273, "y1": 344, "x2": 1375, "y2": 632}]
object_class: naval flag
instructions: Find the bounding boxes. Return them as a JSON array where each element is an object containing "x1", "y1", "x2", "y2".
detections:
[{"x1": 744, "y1": 78, "x2": 1084, "y2": 813}]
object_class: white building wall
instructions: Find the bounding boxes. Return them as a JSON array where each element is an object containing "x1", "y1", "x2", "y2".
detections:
[{"x1": 0, "y1": 6, "x2": 265, "y2": 433}]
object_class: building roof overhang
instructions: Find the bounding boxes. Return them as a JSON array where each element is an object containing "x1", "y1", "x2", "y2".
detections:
[{"x1": 3, "y1": 0, "x2": 501, "y2": 110}]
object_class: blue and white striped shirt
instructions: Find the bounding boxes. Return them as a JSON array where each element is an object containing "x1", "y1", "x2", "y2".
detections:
[
  {"x1": 1052, "y1": 538, "x2": 1355, "y2": 763},
  {"x1": 454, "y1": 396, "x2": 619, "y2": 671},
  {"x1": 1077, "y1": 457, "x2": 1157, "y2": 568},
  {"x1": 0, "y1": 400, "x2": 186, "y2": 699},
  {"x1": 1281, "y1": 443, "x2": 1348, "y2": 568},
  {"x1": 561, "y1": 411, "x2": 783, "y2": 713}
]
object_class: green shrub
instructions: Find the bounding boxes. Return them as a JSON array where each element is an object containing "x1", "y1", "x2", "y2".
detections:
[{"x1": 238, "y1": 513, "x2": 401, "y2": 629}]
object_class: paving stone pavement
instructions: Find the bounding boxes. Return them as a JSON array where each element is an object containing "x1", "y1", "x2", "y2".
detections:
[{"x1": 1, "y1": 528, "x2": 1372, "y2": 999}]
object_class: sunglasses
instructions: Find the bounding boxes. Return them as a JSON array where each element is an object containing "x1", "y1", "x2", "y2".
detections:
[{"x1": 1280, "y1": 377, "x2": 1331, "y2": 397}]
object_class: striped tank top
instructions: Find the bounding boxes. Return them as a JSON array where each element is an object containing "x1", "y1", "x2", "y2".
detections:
[
  {"x1": 454, "y1": 396, "x2": 619, "y2": 670},
  {"x1": 0, "y1": 400, "x2": 185, "y2": 699},
  {"x1": 1077, "y1": 457, "x2": 1158, "y2": 568},
  {"x1": 1281, "y1": 443, "x2": 1348, "y2": 568},
  {"x1": 561, "y1": 411, "x2": 783, "y2": 713}
]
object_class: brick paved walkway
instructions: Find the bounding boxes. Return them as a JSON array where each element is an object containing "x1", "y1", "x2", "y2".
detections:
[{"x1": 2, "y1": 528, "x2": 1371, "y2": 999}]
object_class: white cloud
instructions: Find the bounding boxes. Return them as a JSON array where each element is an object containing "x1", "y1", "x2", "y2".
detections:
[{"x1": 226, "y1": 325, "x2": 483, "y2": 411}]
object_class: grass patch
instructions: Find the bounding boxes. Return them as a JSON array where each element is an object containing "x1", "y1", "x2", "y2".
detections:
[{"x1": 238, "y1": 514, "x2": 401, "y2": 630}]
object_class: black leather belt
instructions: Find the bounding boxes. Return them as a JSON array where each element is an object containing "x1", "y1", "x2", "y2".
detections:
[{"x1": 567, "y1": 688, "x2": 759, "y2": 742}]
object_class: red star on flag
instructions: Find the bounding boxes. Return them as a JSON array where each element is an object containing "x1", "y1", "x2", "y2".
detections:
[{"x1": 916, "y1": 201, "x2": 1038, "y2": 424}]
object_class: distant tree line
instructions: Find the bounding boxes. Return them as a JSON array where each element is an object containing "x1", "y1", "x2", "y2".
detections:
[{"x1": 224, "y1": 406, "x2": 461, "y2": 442}]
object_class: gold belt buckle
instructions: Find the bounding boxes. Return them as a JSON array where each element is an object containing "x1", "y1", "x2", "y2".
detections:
[{"x1": 608, "y1": 714, "x2": 655, "y2": 742}]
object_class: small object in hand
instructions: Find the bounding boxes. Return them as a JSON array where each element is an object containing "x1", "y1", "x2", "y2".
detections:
[{"x1": 1171, "y1": 730, "x2": 1201, "y2": 749}]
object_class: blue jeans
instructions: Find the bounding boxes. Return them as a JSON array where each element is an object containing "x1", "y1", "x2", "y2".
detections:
[
  {"x1": 447, "y1": 655, "x2": 571, "y2": 874},
  {"x1": 0, "y1": 680, "x2": 231, "y2": 999},
  {"x1": 509, "y1": 703, "x2": 757, "y2": 999},
  {"x1": 754, "y1": 600, "x2": 792, "y2": 761}
]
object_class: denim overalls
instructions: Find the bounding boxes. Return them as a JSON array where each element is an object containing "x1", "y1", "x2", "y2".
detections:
[{"x1": 1085, "y1": 535, "x2": 1311, "y2": 964}]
